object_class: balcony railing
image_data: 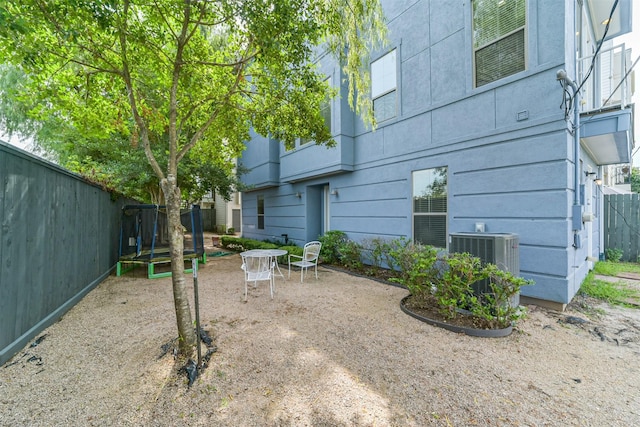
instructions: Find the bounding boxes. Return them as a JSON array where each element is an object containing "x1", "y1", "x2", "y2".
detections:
[{"x1": 577, "y1": 43, "x2": 632, "y2": 113}]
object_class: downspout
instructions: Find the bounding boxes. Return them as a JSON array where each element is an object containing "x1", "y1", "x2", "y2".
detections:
[{"x1": 556, "y1": 69, "x2": 582, "y2": 248}]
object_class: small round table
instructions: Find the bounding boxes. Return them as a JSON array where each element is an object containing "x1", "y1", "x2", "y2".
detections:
[{"x1": 240, "y1": 249, "x2": 288, "y2": 279}]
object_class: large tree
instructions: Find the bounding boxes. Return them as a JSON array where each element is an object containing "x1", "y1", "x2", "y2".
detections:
[{"x1": 0, "y1": 0, "x2": 386, "y2": 355}]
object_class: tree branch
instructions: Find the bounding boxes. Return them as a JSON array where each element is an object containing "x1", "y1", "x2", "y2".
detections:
[{"x1": 119, "y1": 0, "x2": 164, "y2": 180}]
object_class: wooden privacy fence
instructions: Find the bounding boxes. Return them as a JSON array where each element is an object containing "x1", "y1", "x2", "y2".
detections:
[
  {"x1": 604, "y1": 194, "x2": 640, "y2": 262},
  {"x1": 0, "y1": 142, "x2": 130, "y2": 366},
  {"x1": 201, "y1": 207, "x2": 215, "y2": 231}
]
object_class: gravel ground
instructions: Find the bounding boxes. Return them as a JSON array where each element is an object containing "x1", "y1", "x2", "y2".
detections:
[{"x1": 1, "y1": 252, "x2": 639, "y2": 426}]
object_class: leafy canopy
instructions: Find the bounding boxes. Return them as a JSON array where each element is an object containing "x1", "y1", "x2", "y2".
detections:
[{"x1": 0, "y1": 0, "x2": 387, "y2": 186}]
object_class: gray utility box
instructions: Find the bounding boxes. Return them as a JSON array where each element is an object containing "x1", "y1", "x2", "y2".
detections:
[{"x1": 449, "y1": 232, "x2": 520, "y2": 305}]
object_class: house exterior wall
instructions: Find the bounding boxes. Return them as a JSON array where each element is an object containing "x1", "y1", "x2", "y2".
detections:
[{"x1": 239, "y1": 0, "x2": 602, "y2": 305}]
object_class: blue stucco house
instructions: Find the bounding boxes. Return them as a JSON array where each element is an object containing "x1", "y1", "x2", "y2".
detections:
[{"x1": 239, "y1": 0, "x2": 635, "y2": 309}]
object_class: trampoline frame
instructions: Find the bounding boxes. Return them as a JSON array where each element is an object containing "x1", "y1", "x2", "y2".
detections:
[{"x1": 117, "y1": 204, "x2": 206, "y2": 279}]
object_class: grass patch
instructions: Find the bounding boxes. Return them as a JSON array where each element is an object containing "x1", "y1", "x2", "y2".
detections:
[
  {"x1": 593, "y1": 261, "x2": 640, "y2": 276},
  {"x1": 579, "y1": 271, "x2": 640, "y2": 307}
]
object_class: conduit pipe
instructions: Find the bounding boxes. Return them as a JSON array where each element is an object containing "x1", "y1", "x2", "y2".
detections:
[{"x1": 556, "y1": 69, "x2": 582, "y2": 248}]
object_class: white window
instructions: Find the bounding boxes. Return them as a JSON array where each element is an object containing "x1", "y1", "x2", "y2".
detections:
[
  {"x1": 412, "y1": 167, "x2": 448, "y2": 248},
  {"x1": 473, "y1": 0, "x2": 526, "y2": 87},
  {"x1": 371, "y1": 49, "x2": 397, "y2": 122}
]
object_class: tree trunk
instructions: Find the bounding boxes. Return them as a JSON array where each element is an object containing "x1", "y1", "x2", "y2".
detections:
[{"x1": 161, "y1": 175, "x2": 197, "y2": 355}]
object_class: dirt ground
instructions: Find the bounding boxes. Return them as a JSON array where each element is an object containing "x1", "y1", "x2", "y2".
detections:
[{"x1": 1, "y1": 242, "x2": 639, "y2": 426}]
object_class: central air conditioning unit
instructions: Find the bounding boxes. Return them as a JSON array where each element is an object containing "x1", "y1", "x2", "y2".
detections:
[{"x1": 449, "y1": 232, "x2": 520, "y2": 305}]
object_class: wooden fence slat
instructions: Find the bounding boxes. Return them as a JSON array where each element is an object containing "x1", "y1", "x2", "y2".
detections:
[
  {"x1": 630, "y1": 194, "x2": 640, "y2": 261},
  {"x1": 604, "y1": 194, "x2": 640, "y2": 262},
  {"x1": 1, "y1": 142, "x2": 132, "y2": 366}
]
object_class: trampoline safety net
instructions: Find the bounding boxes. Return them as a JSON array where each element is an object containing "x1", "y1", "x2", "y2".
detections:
[{"x1": 119, "y1": 204, "x2": 205, "y2": 261}]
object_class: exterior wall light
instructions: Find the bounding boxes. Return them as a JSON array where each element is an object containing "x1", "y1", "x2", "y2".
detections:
[{"x1": 585, "y1": 171, "x2": 602, "y2": 185}]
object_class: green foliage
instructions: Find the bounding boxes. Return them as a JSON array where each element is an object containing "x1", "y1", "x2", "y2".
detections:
[
  {"x1": 220, "y1": 236, "x2": 278, "y2": 252},
  {"x1": 319, "y1": 231, "x2": 349, "y2": 264},
  {"x1": 631, "y1": 167, "x2": 640, "y2": 193},
  {"x1": 593, "y1": 261, "x2": 640, "y2": 276},
  {"x1": 433, "y1": 252, "x2": 487, "y2": 319},
  {"x1": 220, "y1": 238, "x2": 300, "y2": 265},
  {"x1": 339, "y1": 240, "x2": 364, "y2": 271},
  {"x1": 471, "y1": 265, "x2": 530, "y2": 328},
  {"x1": 0, "y1": 0, "x2": 387, "y2": 198},
  {"x1": 605, "y1": 248, "x2": 624, "y2": 262},
  {"x1": 360, "y1": 237, "x2": 406, "y2": 271},
  {"x1": 279, "y1": 245, "x2": 303, "y2": 263},
  {"x1": 579, "y1": 271, "x2": 640, "y2": 307},
  {"x1": 387, "y1": 241, "x2": 439, "y2": 296},
  {"x1": 381, "y1": 240, "x2": 530, "y2": 328}
]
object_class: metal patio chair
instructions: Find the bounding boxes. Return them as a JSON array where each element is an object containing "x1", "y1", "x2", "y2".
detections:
[
  {"x1": 241, "y1": 252, "x2": 275, "y2": 301},
  {"x1": 288, "y1": 241, "x2": 322, "y2": 283}
]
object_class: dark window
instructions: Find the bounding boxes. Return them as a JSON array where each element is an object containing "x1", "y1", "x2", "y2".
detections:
[
  {"x1": 473, "y1": 0, "x2": 526, "y2": 87},
  {"x1": 257, "y1": 195, "x2": 264, "y2": 230}
]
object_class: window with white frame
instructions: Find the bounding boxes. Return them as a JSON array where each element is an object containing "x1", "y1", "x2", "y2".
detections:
[
  {"x1": 412, "y1": 167, "x2": 448, "y2": 248},
  {"x1": 473, "y1": 0, "x2": 526, "y2": 87},
  {"x1": 371, "y1": 49, "x2": 397, "y2": 122},
  {"x1": 257, "y1": 195, "x2": 265, "y2": 230}
]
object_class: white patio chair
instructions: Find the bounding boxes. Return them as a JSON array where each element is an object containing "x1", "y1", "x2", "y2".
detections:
[
  {"x1": 241, "y1": 252, "x2": 275, "y2": 301},
  {"x1": 288, "y1": 241, "x2": 322, "y2": 283}
]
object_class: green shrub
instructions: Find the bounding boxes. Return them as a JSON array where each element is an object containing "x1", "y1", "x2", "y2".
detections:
[
  {"x1": 319, "y1": 231, "x2": 348, "y2": 264},
  {"x1": 360, "y1": 237, "x2": 389, "y2": 269},
  {"x1": 220, "y1": 236, "x2": 278, "y2": 251},
  {"x1": 386, "y1": 238, "x2": 438, "y2": 291},
  {"x1": 279, "y1": 245, "x2": 302, "y2": 264},
  {"x1": 220, "y1": 236, "x2": 247, "y2": 251},
  {"x1": 339, "y1": 240, "x2": 364, "y2": 271},
  {"x1": 605, "y1": 248, "x2": 623, "y2": 262},
  {"x1": 471, "y1": 264, "x2": 531, "y2": 328},
  {"x1": 390, "y1": 247, "x2": 531, "y2": 328},
  {"x1": 433, "y1": 252, "x2": 486, "y2": 319}
]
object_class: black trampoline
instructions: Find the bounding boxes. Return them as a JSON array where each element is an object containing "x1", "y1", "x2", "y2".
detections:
[{"x1": 117, "y1": 204, "x2": 205, "y2": 278}]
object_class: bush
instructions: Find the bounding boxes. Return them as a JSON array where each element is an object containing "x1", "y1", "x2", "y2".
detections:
[
  {"x1": 605, "y1": 248, "x2": 623, "y2": 262},
  {"x1": 386, "y1": 243, "x2": 531, "y2": 328},
  {"x1": 339, "y1": 240, "x2": 364, "y2": 271},
  {"x1": 279, "y1": 245, "x2": 302, "y2": 264},
  {"x1": 220, "y1": 236, "x2": 278, "y2": 251},
  {"x1": 434, "y1": 252, "x2": 487, "y2": 319},
  {"x1": 319, "y1": 231, "x2": 348, "y2": 264},
  {"x1": 385, "y1": 238, "x2": 438, "y2": 290},
  {"x1": 471, "y1": 264, "x2": 530, "y2": 328},
  {"x1": 360, "y1": 237, "x2": 389, "y2": 269}
]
